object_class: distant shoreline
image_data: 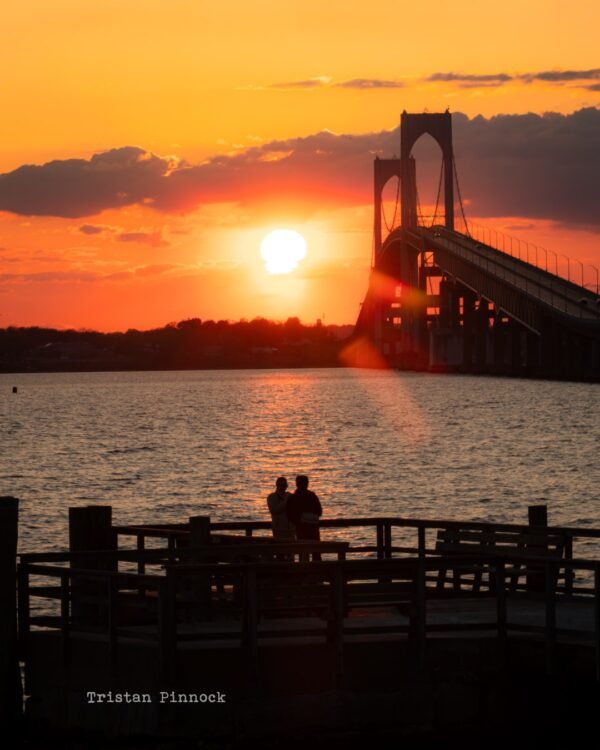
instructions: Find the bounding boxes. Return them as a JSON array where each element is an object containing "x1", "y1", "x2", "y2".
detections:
[
  {"x1": 1, "y1": 363, "x2": 348, "y2": 375},
  {"x1": 0, "y1": 318, "x2": 354, "y2": 374}
]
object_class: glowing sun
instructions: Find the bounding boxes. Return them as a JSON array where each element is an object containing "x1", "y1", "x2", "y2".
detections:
[{"x1": 260, "y1": 229, "x2": 307, "y2": 275}]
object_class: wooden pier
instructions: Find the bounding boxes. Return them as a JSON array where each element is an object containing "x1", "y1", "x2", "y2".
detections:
[{"x1": 5, "y1": 502, "x2": 600, "y2": 743}]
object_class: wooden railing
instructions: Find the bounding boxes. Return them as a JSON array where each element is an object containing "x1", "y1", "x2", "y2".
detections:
[
  {"x1": 17, "y1": 552, "x2": 600, "y2": 686},
  {"x1": 113, "y1": 515, "x2": 600, "y2": 570}
]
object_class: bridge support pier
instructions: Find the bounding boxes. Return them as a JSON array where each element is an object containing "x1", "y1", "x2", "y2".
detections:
[
  {"x1": 510, "y1": 323, "x2": 524, "y2": 374},
  {"x1": 540, "y1": 319, "x2": 559, "y2": 379},
  {"x1": 475, "y1": 299, "x2": 491, "y2": 372},
  {"x1": 526, "y1": 332, "x2": 540, "y2": 377},
  {"x1": 461, "y1": 290, "x2": 476, "y2": 372},
  {"x1": 492, "y1": 315, "x2": 507, "y2": 374}
]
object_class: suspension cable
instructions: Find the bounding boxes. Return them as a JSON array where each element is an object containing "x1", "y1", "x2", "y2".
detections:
[
  {"x1": 371, "y1": 222, "x2": 376, "y2": 268},
  {"x1": 390, "y1": 173, "x2": 400, "y2": 229},
  {"x1": 415, "y1": 181, "x2": 424, "y2": 226},
  {"x1": 429, "y1": 159, "x2": 444, "y2": 228},
  {"x1": 452, "y1": 149, "x2": 470, "y2": 236},
  {"x1": 382, "y1": 176, "x2": 401, "y2": 233}
]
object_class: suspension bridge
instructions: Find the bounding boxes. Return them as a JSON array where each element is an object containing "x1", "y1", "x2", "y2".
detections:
[{"x1": 354, "y1": 112, "x2": 600, "y2": 381}]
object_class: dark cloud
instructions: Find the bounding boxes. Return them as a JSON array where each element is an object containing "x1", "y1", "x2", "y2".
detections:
[
  {"x1": 522, "y1": 68, "x2": 600, "y2": 83},
  {"x1": 2, "y1": 108, "x2": 600, "y2": 229},
  {"x1": 150, "y1": 129, "x2": 381, "y2": 214},
  {"x1": 266, "y1": 68, "x2": 600, "y2": 94},
  {"x1": 269, "y1": 77, "x2": 403, "y2": 89},
  {"x1": 335, "y1": 79, "x2": 404, "y2": 89},
  {"x1": 0, "y1": 271, "x2": 99, "y2": 283},
  {"x1": 502, "y1": 223, "x2": 536, "y2": 232},
  {"x1": 117, "y1": 231, "x2": 169, "y2": 247},
  {"x1": 447, "y1": 108, "x2": 600, "y2": 228},
  {"x1": 78, "y1": 224, "x2": 109, "y2": 235},
  {"x1": 269, "y1": 78, "x2": 330, "y2": 89},
  {"x1": 147, "y1": 107, "x2": 600, "y2": 229},
  {"x1": 78, "y1": 223, "x2": 166, "y2": 245},
  {"x1": 427, "y1": 68, "x2": 600, "y2": 90},
  {"x1": 428, "y1": 72, "x2": 512, "y2": 85},
  {"x1": 0, "y1": 147, "x2": 173, "y2": 218}
]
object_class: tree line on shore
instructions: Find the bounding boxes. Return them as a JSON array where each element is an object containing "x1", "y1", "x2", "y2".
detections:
[{"x1": 0, "y1": 317, "x2": 355, "y2": 372}]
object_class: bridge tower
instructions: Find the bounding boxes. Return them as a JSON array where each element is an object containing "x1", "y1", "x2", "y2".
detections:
[
  {"x1": 361, "y1": 112, "x2": 456, "y2": 369},
  {"x1": 373, "y1": 112, "x2": 454, "y2": 257}
]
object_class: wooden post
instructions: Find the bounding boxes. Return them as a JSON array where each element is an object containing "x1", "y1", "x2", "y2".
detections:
[
  {"x1": 158, "y1": 578, "x2": 170, "y2": 685},
  {"x1": 68, "y1": 505, "x2": 115, "y2": 622},
  {"x1": 0, "y1": 497, "x2": 22, "y2": 725},
  {"x1": 495, "y1": 561, "x2": 507, "y2": 670},
  {"x1": 189, "y1": 515, "x2": 211, "y2": 549},
  {"x1": 376, "y1": 522, "x2": 384, "y2": 559},
  {"x1": 17, "y1": 564, "x2": 30, "y2": 660},
  {"x1": 528, "y1": 504, "x2": 548, "y2": 527},
  {"x1": 107, "y1": 576, "x2": 119, "y2": 680},
  {"x1": 189, "y1": 516, "x2": 212, "y2": 618},
  {"x1": 158, "y1": 572, "x2": 176, "y2": 686},
  {"x1": 564, "y1": 534, "x2": 574, "y2": 595},
  {"x1": 332, "y1": 566, "x2": 345, "y2": 688},
  {"x1": 244, "y1": 566, "x2": 259, "y2": 686},
  {"x1": 136, "y1": 533, "x2": 146, "y2": 600},
  {"x1": 376, "y1": 522, "x2": 384, "y2": 583},
  {"x1": 68, "y1": 505, "x2": 115, "y2": 561},
  {"x1": 415, "y1": 558, "x2": 426, "y2": 671},
  {"x1": 545, "y1": 561, "x2": 557, "y2": 676},
  {"x1": 60, "y1": 573, "x2": 70, "y2": 673},
  {"x1": 417, "y1": 526, "x2": 426, "y2": 559},
  {"x1": 527, "y1": 504, "x2": 548, "y2": 592},
  {"x1": 594, "y1": 565, "x2": 600, "y2": 682},
  {"x1": 384, "y1": 522, "x2": 392, "y2": 558}
]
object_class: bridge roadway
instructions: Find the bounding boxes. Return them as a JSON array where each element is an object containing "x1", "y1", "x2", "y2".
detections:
[{"x1": 401, "y1": 225, "x2": 600, "y2": 334}]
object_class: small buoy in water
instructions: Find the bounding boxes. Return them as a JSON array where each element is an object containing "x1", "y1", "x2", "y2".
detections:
[{"x1": 12, "y1": 386, "x2": 17, "y2": 393}]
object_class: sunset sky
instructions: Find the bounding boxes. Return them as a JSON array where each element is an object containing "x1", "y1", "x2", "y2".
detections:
[{"x1": 1, "y1": 1, "x2": 600, "y2": 330}]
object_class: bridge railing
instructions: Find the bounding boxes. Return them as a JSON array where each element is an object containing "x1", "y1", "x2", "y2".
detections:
[
  {"x1": 423, "y1": 226, "x2": 599, "y2": 318},
  {"x1": 414, "y1": 215, "x2": 600, "y2": 296},
  {"x1": 463, "y1": 219, "x2": 600, "y2": 295}
]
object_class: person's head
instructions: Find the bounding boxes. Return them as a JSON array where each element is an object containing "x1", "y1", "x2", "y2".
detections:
[
  {"x1": 275, "y1": 476, "x2": 288, "y2": 492},
  {"x1": 296, "y1": 475, "x2": 309, "y2": 490}
]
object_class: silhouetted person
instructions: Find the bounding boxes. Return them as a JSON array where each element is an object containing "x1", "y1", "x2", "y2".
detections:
[
  {"x1": 267, "y1": 477, "x2": 296, "y2": 540},
  {"x1": 287, "y1": 475, "x2": 322, "y2": 541}
]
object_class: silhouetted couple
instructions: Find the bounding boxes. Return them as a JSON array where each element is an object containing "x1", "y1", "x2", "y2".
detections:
[{"x1": 267, "y1": 475, "x2": 322, "y2": 541}]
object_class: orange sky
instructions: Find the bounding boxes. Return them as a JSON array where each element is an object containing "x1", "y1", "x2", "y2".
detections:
[{"x1": 1, "y1": 1, "x2": 599, "y2": 330}]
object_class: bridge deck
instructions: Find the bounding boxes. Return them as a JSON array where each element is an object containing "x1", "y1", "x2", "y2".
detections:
[{"x1": 412, "y1": 225, "x2": 600, "y2": 325}]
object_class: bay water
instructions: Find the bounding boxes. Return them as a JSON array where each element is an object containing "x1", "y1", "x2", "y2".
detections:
[{"x1": 1, "y1": 368, "x2": 598, "y2": 556}]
